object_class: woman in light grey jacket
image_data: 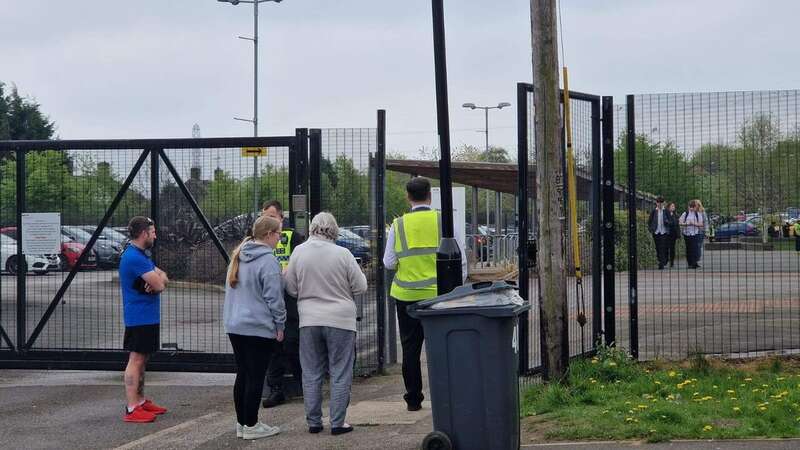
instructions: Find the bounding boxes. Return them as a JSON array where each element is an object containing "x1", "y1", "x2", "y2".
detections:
[
  {"x1": 223, "y1": 215, "x2": 286, "y2": 440},
  {"x1": 284, "y1": 212, "x2": 368, "y2": 436}
]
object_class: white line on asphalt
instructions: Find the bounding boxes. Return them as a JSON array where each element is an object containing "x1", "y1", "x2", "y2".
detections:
[{"x1": 113, "y1": 412, "x2": 228, "y2": 450}]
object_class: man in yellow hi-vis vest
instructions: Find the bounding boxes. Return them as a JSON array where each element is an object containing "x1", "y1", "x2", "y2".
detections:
[
  {"x1": 383, "y1": 177, "x2": 467, "y2": 411},
  {"x1": 261, "y1": 200, "x2": 305, "y2": 408}
]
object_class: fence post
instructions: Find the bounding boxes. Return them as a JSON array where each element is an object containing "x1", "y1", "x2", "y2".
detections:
[
  {"x1": 15, "y1": 148, "x2": 26, "y2": 354},
  {"x1": 591, "y1": 98, "x2": 602, "y2": 348},
  {"x1": 626, "y1": 95, "x2": 639, "y2": 360},
  {"x1": 150, "y1": 147, "x2": 159, "y2": 261},
  {"x1": 601, "y1": 96, "x2": 616, "y2": 347},
  {"x1": 516, "y1": 82, "x2": 530, "y2": 374},
  {"x1": 375, "y1": 109, "x2": 387, "y2": 373},
  {"x1": 290, "y1": 129, "x2": 309, "y2": 230},
  {"x1": 308, "y1": 129, "x2": 322, "y2": 219}
]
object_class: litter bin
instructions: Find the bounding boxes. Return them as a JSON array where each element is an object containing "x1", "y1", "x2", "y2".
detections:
[{"x1": 408, "y1": 281, "x2": 530, "y2": 450}]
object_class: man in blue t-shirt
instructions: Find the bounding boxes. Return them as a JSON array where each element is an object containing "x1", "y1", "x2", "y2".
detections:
[{"x1": 119, "y1": 216, "x2": 169, "y2": 423}]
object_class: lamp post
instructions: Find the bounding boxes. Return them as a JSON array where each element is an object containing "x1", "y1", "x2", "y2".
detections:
[
  {"x1": 462, "y1": 102, "x2": 511, "y2": 248},
  {"x1": 217, "y1": 0, "x2": 283, "y2": 216},
  {"x1": 461, "y1": 102, "x2": 512, "y2": 154}
]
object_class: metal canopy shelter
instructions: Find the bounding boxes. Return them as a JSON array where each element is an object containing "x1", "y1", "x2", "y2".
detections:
[{"x1": 386, "y1": 159, "x2": 657, "y2": 207}]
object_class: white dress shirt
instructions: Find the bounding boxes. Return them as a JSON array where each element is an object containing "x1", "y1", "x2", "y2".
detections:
[{"x1": 383, "y1": 204, "x2": 468, "y2": 282}]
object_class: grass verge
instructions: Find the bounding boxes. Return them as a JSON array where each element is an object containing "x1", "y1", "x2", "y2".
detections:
[{"x1": 521, "y1": 348, "x2": 800, "y2": 443}]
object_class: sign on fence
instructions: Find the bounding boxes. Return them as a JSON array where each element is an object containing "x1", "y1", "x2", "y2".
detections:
[{"x1": 21, "y1": 212, "x2": 61, "y2": 254}]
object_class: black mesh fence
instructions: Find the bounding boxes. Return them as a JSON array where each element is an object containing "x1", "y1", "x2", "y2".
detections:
[
  {"x1": 625, "y1": 90, "x2": 800, "y2": 361},
  {"x1": 318, "y1": 128, "x2": 381, "y2": 376},
  {"x1": 520, "y1": 85, "x2": 601, "y2": 379}
]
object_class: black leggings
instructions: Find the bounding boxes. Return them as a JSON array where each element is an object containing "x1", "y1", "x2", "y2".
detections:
[{"x1": 229, "y1": 333, "x2": 277, "y2": 426}]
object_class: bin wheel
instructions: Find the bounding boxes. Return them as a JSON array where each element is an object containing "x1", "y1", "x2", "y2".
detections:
[{"x1": 421, "y1": 431, "x2": 452, "y2": 450}]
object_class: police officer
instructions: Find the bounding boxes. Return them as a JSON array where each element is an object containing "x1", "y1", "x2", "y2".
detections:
[
  {"x1": 260, "y1": 200, "x2": 304, "y2": 408},
  {"x1": 382, "y1": 177, "x2": 467, "y2": 411}
]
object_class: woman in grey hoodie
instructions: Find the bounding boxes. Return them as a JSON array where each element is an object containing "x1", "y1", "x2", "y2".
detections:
[{"x1": 223, "y1": 215, "x2": 287, "y2": 440}]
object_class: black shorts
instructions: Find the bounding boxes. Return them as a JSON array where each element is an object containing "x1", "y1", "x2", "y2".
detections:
[{"x1": 123, "y1": 324, "x2": 160, "y2": 354}]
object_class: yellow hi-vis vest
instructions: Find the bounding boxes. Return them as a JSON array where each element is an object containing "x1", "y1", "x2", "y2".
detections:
[
  {"x1": 274, "y1": 229, "x2": 294, "y2": 269},
  {"x1": 390, "y1": 209, "x2": 441, "y2": 301}
]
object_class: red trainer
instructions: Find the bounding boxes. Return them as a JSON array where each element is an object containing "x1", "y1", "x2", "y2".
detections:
[
  {"x1": 141, "y1": 399, "x2": 167, "y2": 415},
  {"x1": 124, "y1": 405, "x2": 157, "y2": 423}
]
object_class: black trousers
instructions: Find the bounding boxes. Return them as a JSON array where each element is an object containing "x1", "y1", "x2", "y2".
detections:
[
  {"x1": 394, "y1": 298, "x2": 425, "y2": 406},
  {"x1": 229, "y1": 333, "x2": 276, "y2": 427},
  {"x1": 684, "y1": 235, "x2": 702, "y2": 267},
  {"x1": 267, "y1": 294, "x2": 302, "y2": 391},
  {"x1": 796, "y1": 235, "x2": 800, "y2": 252},
  {"x1": 667, "y1": 236, "x2": 677, "y2": 265},
  {"x1": 653, "y1": 234, "x2": 670, "y2": 267}
]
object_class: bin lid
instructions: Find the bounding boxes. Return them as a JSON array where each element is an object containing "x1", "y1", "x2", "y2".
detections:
[{"x1": 409, "y1": 281, "x2": 530, "y2": 318}]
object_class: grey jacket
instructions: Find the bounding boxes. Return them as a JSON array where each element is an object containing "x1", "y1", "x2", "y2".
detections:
[{"x1": 223, "y1": 240, "x2": 286, "y2": 339}]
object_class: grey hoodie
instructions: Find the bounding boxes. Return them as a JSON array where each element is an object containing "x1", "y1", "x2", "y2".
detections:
[{"x1": 223, "y1": 240, "x2": 286, "y2": 339}]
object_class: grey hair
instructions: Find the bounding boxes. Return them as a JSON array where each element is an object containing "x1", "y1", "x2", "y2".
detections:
[{"x1": 310, "y1": 212, "x2": 339, "y2": 241}]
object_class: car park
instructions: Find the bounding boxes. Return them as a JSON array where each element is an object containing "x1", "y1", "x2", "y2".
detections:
[
  {"x1": 62, "y1": 225, "x2": 121, "y2": 268},
  {"x1": 0, "y1": 234, "x2": 58, "y2": 275}
]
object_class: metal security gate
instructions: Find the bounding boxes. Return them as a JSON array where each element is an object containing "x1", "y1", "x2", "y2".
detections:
[
  {"x1": 516, "y1": 83, "x2": 603, "y2": 377},
  {"x1": 0, "y1": 135, "x2": 302, "y2": 371},
  {"x1": 622, "y1": 90, "x2": 800, "y2": 361}
]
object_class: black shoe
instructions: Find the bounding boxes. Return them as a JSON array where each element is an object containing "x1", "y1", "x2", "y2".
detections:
[
  {"x1": 308, "y1": 426, "x2": 323, "y2": 434},
  {"x1": 331, "y1": 425, "x2": 354, "y2": 436},
  {"x1": 262, "y1": 389, "x2": 286, "y2": 408},
  {"x1": 658, "y1": 265, "x2": 664, "y2": 270},
  {"x1": 669, "y1": 262, "x2": 674, "y2": 268},
  {"x1": 407, "y1": 403, "x2": 422, "y2": 412}
]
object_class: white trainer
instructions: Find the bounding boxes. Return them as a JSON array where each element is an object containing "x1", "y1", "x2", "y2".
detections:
[
  {"x1": 235, "y1": 422, "x2": 243, "y2": 438},
  {"x1": 242, "y1": 422, "x2": 280, "y2": 440}
]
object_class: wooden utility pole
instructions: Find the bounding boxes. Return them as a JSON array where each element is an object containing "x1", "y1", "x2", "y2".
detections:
[{"x1": 531, "y1": 0, "x2": 568, "y2": 380}]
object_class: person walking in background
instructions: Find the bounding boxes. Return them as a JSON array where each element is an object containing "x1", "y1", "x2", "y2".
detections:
[
  {"x1": 647, "y1": 196, "x2": 671, "y2": 270},
  {"x1": 383, "y1": 177, "x2": 467, "y2": 412},
  {"x1": 119, "y1": 216, "x2": 169, "y2": 423},
  {"x1": 695, "y1": 200, "x2": 710, "y2": 264},
  {"x1": 223, "y1": 215, "x2": 286, "y2": 440},
  {"x1": 284, "y1": 212, "x2": 367, "y2": 436},
  {"x1": 794, "y1": 221, "x2": 800, "y2": 251},
  {"x1": 260, "y1": 200, "x2": 304, "y2": 409},
  {"x1": 679, "y1": 200, "x2": 705, "y2": 269},
  {"x1": 667, "y1": 202, "x2": 680, "y2": 267}
]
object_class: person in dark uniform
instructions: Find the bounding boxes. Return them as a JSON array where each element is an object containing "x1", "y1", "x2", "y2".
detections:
[{"x1": 260, "y1": 200, "x2": 305, "y2": 408}]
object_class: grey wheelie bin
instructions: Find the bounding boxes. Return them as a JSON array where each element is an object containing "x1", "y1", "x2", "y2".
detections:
[{"x1": 408, "y1": 281, "x2": 530, "y2": 450}]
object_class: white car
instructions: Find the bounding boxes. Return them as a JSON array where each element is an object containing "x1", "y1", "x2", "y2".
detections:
[{"x1": 1, "y1": 235, "x2": 59, "y2": 275}]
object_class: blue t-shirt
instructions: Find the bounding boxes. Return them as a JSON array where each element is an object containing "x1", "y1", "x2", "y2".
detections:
[{"x1": 119, "y1": 245, "x2": 160, "y2": 327}]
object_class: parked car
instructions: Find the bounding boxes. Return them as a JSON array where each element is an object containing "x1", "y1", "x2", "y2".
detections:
[
  {"x1": 62, "y1": 225, "x2": 121, "y2": 268},
  {"x1": 0, "y1": 226, "x2": 95, "y2": 271},
  {"x1": 0, "y1": 234, "x2": 58, "y2": 275},
  {"x1": 78, "y1": 225, "x2": 129, "y2": 247},
  {"x1": 343, "y1": 225, "x2": 371, "y2": 241},
  {"x1": 336, "y1": 228, "x2": 371, "y2": 264},
  {"x1": 712, "y1": 222, "x2": 760, "y2": 241}
]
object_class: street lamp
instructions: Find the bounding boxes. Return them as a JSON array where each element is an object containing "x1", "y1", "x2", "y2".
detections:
[
  {"x1": 461, "y1": 102, "x2": 511, "y2": 154},
  {"x1": 217, "y1": 0, "x2": 283, "y2": 215}
]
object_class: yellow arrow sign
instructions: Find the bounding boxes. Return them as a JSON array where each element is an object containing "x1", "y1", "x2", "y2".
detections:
[{"x1": 241, "y1": 147, "x2": 267, "y2": 157}]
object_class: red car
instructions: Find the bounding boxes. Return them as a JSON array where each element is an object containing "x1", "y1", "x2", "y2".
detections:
[{"x1": 0, "y1": 227, "x2": 97, "y2": 271}]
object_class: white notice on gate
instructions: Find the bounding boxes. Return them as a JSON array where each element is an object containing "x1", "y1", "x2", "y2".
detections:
[{"x1": 22, "y1": 213, "x2": 61, "y2": 255}]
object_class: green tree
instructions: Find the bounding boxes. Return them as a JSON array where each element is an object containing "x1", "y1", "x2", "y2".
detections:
[{"x1": 0, "y1": 83, "x2": 56, "y2": 141}]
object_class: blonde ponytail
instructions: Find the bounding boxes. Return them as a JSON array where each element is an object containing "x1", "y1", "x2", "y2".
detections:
[{"x1": 226, "y1": 215, "x2": 282, "y2": 288}]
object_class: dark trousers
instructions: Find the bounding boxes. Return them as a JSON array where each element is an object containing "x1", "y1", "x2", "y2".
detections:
[
  {"x1": 653, "y1": 234, "x2": 670, "y2": 267},
  {"x1": 796, "y1": 235, "x2": 800, "y2": 252},
  {"x1": 394, "y1": 298, "x2": 425, "y2": 406},
  {"x1": 667, "y1": 236, "x2": 677, "y2": 265},
  {"x1": 684, "y1": 235, "x2": 702, "y2": 267},
  {"x1": 267, "y1": 294, "x2": 302, "y2": 391},
  {"x1": 229, "y1": 333, "x2": 276, "y2": 427}
]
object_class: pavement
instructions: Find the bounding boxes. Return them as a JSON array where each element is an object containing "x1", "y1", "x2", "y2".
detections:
[{"x1": 4, "y1": 366, "x2": 800, "y2": 450}]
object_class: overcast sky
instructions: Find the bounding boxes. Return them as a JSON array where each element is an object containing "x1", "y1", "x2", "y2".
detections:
[{"x1": 3, "y1": 0, "x2": 799, "y2": 159}]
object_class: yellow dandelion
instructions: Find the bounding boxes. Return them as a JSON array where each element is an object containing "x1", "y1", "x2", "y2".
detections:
[
  {"x1": 703, "y1": 425, "x2": 713, "y2": 432},
  {"x1": 762, "y1": 384, "x2": 769, "y2": 388},
  {"x1": 693, "y1": 392, "x2": 700, "y2": 397},
  {"x1": 591, "y1": 380, "x2": 597, "y2": 384},
  {"x1": 625, "y1": 401, "x2": 632, "y2": 405},
  {"x1": 777, "y1": 377, "x2": 786, "y2": 381},
  {"x1": 744, "y1": 378, "x2": 753, "y2": 382},
  {"x1": 730, "y1": 397, "x2": 738, "y2": 401},
  {"x1": 608, "y1": 361, "x2": 617, "y2": 367},
  {"x1": 702, "y1": 396, "x2": 713, "y2": 401},
  {"x1": 733, "y1": 407, "x2": 741, "y2": 412},
  {"x1": 753, "y1": 389, "x2": 760, "y2": 393},
  {"x1": 726, "y1": 390, "x2": 736, "y2": 394},
  {"x1": 655, "y1": 381, "x2": 662, "y2": 385},
  {"x1": 637, "y1": 405, "x2": 648, "y2": 409},
  {"x1": 713, "y1": 385, "x2": 718, "y2": 389},
  {"x1": 625, "y1": 417, "x2": 635, "y2": 422},
  {"x1": 759, "y1": 406, "x2": 767, "y2": 411},
  {"x1": 668, "y1": 371, "x2": 677, "y2": 378}
]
